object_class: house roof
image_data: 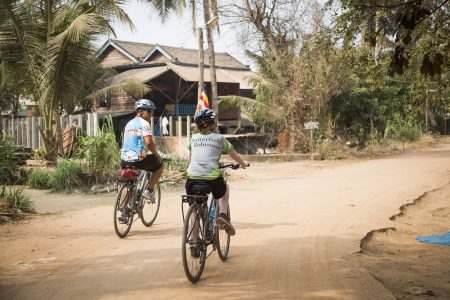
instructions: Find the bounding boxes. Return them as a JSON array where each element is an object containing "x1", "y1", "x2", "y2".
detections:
[
  {"x1": 112, "y1": 40, "x2": 155, "y2": 60},
  {"x1": 96, "y1": 39, "x2": 250, "y2": 70},
  {"x1": 110, "y1": 62, "x2": 255, "y2": 89}
]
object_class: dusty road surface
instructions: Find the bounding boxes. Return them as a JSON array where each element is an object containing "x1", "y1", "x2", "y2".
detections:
[{"x1": 1, "y1": 144, "x2": 449, "y2": 299}]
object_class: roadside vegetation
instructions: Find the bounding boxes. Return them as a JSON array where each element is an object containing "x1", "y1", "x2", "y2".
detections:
[{"x1": 0, "y1": 0, "x2": 448, "y2": 194}]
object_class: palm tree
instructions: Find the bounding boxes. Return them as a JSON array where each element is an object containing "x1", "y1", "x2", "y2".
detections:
[
  {"x1": 148, "y1": 0, "x2": 220, "y2": 118},
  {"x1": 0, "y1": 0, "x2": 137, "y2": 158}
]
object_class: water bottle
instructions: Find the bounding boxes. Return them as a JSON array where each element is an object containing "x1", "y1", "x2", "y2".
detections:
[{"x1": 209, "y1": 200, "x2": 216, "y2": 230}]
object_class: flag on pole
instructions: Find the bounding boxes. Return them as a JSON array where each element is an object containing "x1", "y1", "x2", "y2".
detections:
[{"x1": 196, "y1": 87, "x2": 209, "y2": 114}]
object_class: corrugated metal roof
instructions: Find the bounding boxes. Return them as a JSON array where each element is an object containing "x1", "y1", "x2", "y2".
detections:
[
  {"x1": 109, "y1": 64, "x2": 255, "y2": 89},
  {"x1": 111, "y1": 66, "x2": 169, "y2": 85}
]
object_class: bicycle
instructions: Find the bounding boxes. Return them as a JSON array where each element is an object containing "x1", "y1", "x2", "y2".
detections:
[
  {"x1": 113, "y1": 158, "x2": 170, "y2": 238},
  {"x1": 181, "y1": 162, "x2": 248, "y2": 283}
]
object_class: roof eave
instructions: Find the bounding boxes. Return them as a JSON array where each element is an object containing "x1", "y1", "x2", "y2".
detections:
[
  {"x1": 142, "y1": 44, "x2": 174, "y2": 62},
  {"x1": 94, "y1": 39, "x2": 139, "y2": 63}
]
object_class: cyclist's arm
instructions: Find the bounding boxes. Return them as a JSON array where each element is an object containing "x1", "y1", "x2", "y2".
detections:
[
  {"x1": 144, "y1": 136, "x2": 162, "y2": 162},
  {"x1": 229, "y1": 149, "x2": 247, "y2": 169}
]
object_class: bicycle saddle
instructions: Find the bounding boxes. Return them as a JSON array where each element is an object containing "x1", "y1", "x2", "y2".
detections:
[
  {"x1": 120, "y1": 168, "x2": 138, "y2": 180},
  {"x1": 191, "y1": 183, "x2": 212, "y2": 195}
]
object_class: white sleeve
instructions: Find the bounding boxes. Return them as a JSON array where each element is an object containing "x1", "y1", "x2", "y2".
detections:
[{"x1": 140, "y1": 119, "x2": 152, "y2": 137}]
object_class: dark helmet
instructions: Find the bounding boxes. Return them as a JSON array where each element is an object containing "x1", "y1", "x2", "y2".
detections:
[
  {"x1": 194, "y1": 108, "x2": 216, "y2": 128},
  {"x1": 135, "y1": 99, "x2": 156, "y2": 110}
]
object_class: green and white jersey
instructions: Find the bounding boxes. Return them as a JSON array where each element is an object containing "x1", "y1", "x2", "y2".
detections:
[{"x1": 187, "y1": 133, "x2": 234, "y2": 180}]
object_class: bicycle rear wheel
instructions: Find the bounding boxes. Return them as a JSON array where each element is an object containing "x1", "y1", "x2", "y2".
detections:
[
  {"x1": 139, "y1": 183, "x2": 161, "y2": 226},
  {"x1": 182, "y1": 204, "x2": 206, "y2": 283},
  {"x1": 216, "y1": 203, "x2": 230, "y2": 261},
  {"x1": 114, "y1": 184, "x2": 133, "y2": 238}
]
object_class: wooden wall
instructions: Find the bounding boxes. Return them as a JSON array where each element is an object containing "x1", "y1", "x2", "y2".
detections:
[{"x1": 99, "y1": 48, "x2": 133, "y2": 68}]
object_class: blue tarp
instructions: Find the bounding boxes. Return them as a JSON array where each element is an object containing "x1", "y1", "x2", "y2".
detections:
[{"x1": 416, "y1": 232, "x2": 450, "y2": 246}]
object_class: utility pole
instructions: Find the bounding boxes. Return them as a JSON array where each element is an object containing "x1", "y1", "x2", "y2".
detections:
[{"x1": 197, "y1": 27, "x2": 204, "y2": 104}]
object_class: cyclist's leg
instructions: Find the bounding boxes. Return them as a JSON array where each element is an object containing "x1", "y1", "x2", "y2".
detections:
[
  {"x1": 135, "y1": 155, "x2": 164, "y2": 190},
  {"x1": 212, "y1": 178, "x2": 235, "y2": 236},
  {"x1": 218, "y1": 184, "x2": 229, "y2": 215}
]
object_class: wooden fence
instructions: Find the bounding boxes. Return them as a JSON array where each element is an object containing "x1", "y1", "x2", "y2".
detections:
[{"x1": 3, "y1": 113, "x2": 193, "y2": 154}]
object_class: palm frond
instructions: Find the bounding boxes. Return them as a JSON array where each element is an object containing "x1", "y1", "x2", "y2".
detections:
[
  {"x1": 85, "y1": 79, "x2": 150, "y2": 100},
  {"x1": 218, "y1": 95, "x2": 267, "y2": 111},
  {"x1": 143, "y1": 0, "x2": 187, "y2": 22}
]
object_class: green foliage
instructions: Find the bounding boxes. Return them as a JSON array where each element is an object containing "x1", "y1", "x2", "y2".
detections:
[
  {"x1": 387, "y1": 113, "x2": 422, "y2": 149},
  {"x1": 0, "y1": 186, "x2": 36, "y2": 214},
  {"x1": 50, "y1": 160, "x2": 83, "y2": 192},
  {"x1": 0, "y1": 135, "x2": 21, "y2": 184},
  {"x1": 27, "y1": 168, "x2": 53, "y2": 190},
  {"x1": 164, "y1": 156, "x2": 189, "y2": 172},
  {"x1": 74, "y1": 116, "x2": 120, "y2": 181}
]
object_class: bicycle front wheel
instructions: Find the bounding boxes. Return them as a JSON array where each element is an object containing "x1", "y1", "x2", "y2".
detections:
[
  {"x1": 114, "y1": 184, "x2": 133, "y2": 238},
  {"x1": 216, "y1": 203, "x2": 231, "y2": 261},
  {"x1": 182, "y1": 204, "x2": 206, "y2": 283},
  {"x1": 140, "y1": 183, "x2": 161, "y2": 226}
]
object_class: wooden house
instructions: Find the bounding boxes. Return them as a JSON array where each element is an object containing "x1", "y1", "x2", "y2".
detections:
[{"x1": 95, "y1": 39, "x2": 255, "y2": 134}]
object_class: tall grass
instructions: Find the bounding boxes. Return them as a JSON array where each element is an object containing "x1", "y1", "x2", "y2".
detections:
[
  {"x1": 50, "y1": 160, "x2": 83, "y2": 192},
  {"x1": 27, "y1": 168, "x2": 53, "y2": 189},
  {"x1": 74, "y1": 116, "x2": 120, "y2": 182},
  {"x1": 0, "y1": 186, "x2": 36, "y2": 214}
]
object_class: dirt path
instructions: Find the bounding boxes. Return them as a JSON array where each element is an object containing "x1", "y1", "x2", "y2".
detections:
[{"x1": 1, "y1": 144, "x2": 449, "y2": 299}]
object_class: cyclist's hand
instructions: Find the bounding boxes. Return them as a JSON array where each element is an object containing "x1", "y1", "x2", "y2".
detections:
[{"x1": 240, "y1": 161, "x2": 248, "y2": 169}]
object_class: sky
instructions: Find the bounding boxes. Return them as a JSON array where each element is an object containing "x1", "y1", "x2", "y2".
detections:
[{"x1": 108, "y1": 3, "x2": 253, "y2": 68}]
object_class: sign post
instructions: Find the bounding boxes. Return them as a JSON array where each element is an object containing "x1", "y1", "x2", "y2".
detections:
[{"x1": 304, "y1": 121, "x2": 319, "y2": 160}]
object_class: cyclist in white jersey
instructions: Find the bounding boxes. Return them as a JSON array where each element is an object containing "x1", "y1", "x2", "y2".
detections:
[
  {"x1": 186, "y1": 109, "x2": 247, "y2": 238},
  {"x1": 120, "y1": 99, "x2": 164, "y2": 199}
]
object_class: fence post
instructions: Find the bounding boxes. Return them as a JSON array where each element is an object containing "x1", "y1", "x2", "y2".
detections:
[
  {"x1": 77, "y1": 114, "x2": 83, "y2": 130},
  {"x1": 23, "y1": 119, "x2": 27, "y2": 147},
  {"x1": 31, "y1": 117, "x2": 37, "y2": 149},
  {"x1": 86, "y1": 113, "x2": 92, "y2": 136},
  {"x1": 178, "y1": 116, "x2": 182, "y2": 156},
  {"x1": 16, "y1": 118, "x2": 21, "y2": 145},
  {"x1": 169, "y1": 116, "x2": 173, "y2": 136},
  {"x1": 93, "y1": 112, "x2": 98, "y2": 136},
  {"x1": 2, "y1": 118, "x2": 6, "y2": 136},
  {"x1": 150, "y1": 116, "x2": 154, "y2": 136},
  {"x1": 26, "y1": 118, "x2": 31, "y2": 147},
  {"x1": 187, "y1": 115, "x2": 191, "y2": 141}
]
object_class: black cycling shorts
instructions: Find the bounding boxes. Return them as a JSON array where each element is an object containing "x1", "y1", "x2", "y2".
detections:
[
  {"x1": 185, "y1": 176, "x2": 227, "y2": 199},
  {"x1": 121, "y1": 154, "x2": 162, "y2": 172}
]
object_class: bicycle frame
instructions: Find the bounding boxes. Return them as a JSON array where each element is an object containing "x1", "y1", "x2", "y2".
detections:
[{"x1": 181, "y1": 195, "x2": 217, "y2": 247}]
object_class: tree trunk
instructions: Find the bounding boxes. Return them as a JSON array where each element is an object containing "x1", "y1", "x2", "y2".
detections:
[
  {"x1": 203, "y1": 0, "x2": 219, "y2": 122},
  {"x1": 53, "y1": 110, "x2": 64, "y2": 156}
]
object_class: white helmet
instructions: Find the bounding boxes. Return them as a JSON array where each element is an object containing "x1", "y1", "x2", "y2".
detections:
[{"x1": 135, "y1": 99, "x2": 156, "y2": 110}]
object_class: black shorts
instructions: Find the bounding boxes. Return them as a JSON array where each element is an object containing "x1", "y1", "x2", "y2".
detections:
[
  {"x1": 185, "y1": 176, "x2": 227, "y2": 199},
  {"x1": 121, "y1": 155, "x2": 162, "y2": 172}
]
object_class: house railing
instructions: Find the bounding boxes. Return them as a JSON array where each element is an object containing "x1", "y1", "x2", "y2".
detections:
[{"x1": 175, "y1": 104, "x2": 196, "y2": 115}]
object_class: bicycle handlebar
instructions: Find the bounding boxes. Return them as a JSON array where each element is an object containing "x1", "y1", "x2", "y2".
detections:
[{"x1": 219, "y1": 162, "x2": 250, "y2": 170}]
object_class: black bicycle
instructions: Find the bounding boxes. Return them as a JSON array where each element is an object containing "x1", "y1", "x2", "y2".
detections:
[
  {"x1": 181, "y1": 162, "x2": 248, "y2": 283},
  {"x1": 113, "y1": 158, "x2": 169, "y2": 238}
]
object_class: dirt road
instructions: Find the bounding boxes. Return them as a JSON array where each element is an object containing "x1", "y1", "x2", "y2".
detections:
[{"x1": 1, "y1": 144, "x2": 449, "y2": 299}]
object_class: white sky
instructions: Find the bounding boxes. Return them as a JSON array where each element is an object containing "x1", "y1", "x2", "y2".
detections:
[{"x1": 108, "y1": 3, "x2": 253, "y2": 68}]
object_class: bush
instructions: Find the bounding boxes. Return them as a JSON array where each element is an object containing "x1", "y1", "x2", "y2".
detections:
[
  {"x1": 387, "y1": 114, "x2": 422, "y2": 150},
  {"x1": 27, "y1": 168, "x2": 53, "y2": 189},
  {"x1": 0, "y1": 186, "x2": 36, "y2": 214},
  {"x1": 74, "y1": 116, "x2": 120, "y2": 182},
  {"x1": 0, "y1": 135, "x2": 20, "y2": 184},
  {"x1": 50, "y1": 159, "x2": 83, "y2": 192}
]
